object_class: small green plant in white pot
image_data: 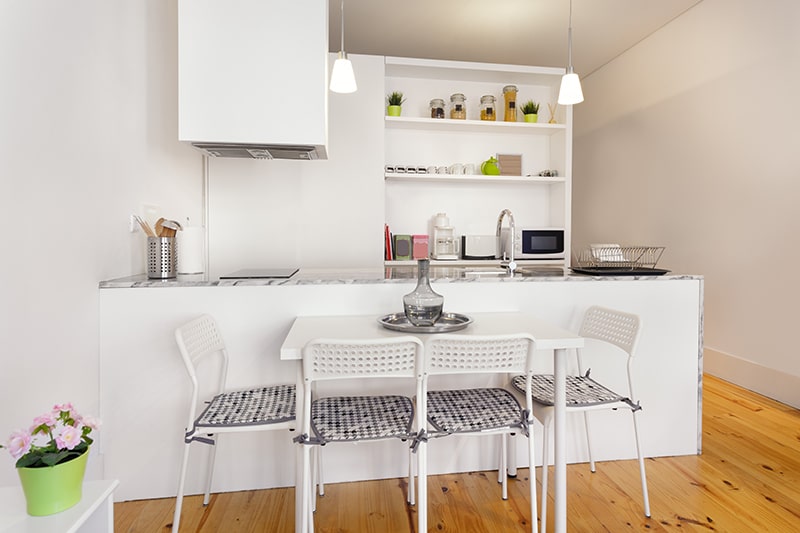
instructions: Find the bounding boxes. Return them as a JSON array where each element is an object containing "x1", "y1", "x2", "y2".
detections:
[
  {"x1": 386, "y1": 91, "x2": 406, "y2": 117},
  {"x1": 520, "y1": 100, "x2": 540, "y2": 123}
]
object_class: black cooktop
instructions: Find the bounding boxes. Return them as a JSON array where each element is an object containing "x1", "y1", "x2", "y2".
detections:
[{"x1": 219, "y1": 268, "x2": 299, "y2": 279}]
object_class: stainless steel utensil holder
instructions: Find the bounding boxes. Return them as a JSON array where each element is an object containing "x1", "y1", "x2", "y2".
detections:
[{"x1": 147, "y1": 237, "x2": 176, "y2": 279}]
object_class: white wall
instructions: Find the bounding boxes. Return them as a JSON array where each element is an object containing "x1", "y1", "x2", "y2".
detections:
[
  {"x1": 572, "y1": 0, "x2": 800, "y2": 406},
  {"x1": 0, "y1": 2, "x2": 382, "y2": 485}
]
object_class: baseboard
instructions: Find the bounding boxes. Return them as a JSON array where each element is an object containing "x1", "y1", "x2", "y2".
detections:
[{"x1": 705, "y1": 348, "x2": 800, "y2": 409}]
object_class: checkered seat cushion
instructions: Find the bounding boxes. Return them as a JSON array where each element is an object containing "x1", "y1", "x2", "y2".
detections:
[
  {"x1": 426, "y1": 388, "x2": 523, "y2": 435},
  {"x1": 511, "y1": 374, "x2": 633, "y2": 408},
  {"x1": 310, "y1": 395, "x2": 414, "y2": 443},
  {"x1": 193, "y1": 384, "x2": 296, "y2": 435}
]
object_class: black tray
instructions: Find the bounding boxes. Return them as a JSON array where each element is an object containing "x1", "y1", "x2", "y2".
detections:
[{"x1": 571, "y1": 267, "x2": 670, "y2": 276}]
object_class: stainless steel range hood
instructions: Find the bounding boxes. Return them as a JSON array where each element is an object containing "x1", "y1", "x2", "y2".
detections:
[{"x1": 189, "y1": 142, "x2": 325, "y2": 160}]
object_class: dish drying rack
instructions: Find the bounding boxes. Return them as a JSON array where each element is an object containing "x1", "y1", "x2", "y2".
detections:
[{"x1": 574, "y1": 245, "x2": 666, "y2": 270}]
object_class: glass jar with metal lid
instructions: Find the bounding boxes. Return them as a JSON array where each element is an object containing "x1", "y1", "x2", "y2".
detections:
[
  {"x1": 480, "y1": 95, "x2": 496, "y2": 121},
  {"x1": 503, "y1": 85, "x2": 518, "y2": 122},
  {"x1": 429, "y1": 98, "x2": 445, "y2": 119},
  {"x1": 449, "y1": 93, "x2": 466, "y2": 119}
]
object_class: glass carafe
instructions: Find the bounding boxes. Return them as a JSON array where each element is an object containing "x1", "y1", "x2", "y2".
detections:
[{"x1": 403, "y1": 259, "x2": 444, "y2": 326}]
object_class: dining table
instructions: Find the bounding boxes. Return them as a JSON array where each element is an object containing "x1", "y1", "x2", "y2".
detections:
[{"x1": 280, "y1": 311, "x2": 584, "y2": 533}]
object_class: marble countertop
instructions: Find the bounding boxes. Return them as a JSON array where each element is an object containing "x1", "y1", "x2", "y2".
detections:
[{"x1": 99, "y1": 265, "x2": 701, "y2": 288}]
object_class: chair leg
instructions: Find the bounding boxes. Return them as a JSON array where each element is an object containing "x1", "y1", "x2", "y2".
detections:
[
  {"x1": 407, "y1": 445, "x2": 415, "y2": 505},
  {"x1": 500, "y1": 433, "x2": 508, "y2": 500},
  {"x1": 301, "y1": 444, "x2": 314, "y2": 533},
  {"x1": 540, "y1": 417, "x2": 551, "y2": 533},
  {"x1": 203, "y1": 437, "x2": 217, "y2": 505},
  {"x1": 418, "y1": 441, "x2": 428, "y2": 533},
  {"x1": 582, "y1": 411, "x2": 596, "y2": 473},
  {"x1": 527, "y1": 424, "x2": 538, "y2": 533},
  {"x1": 316, "y1": 446, "x2": 325, "y2": 497},
  {"x1": 632, "y1": 409, "x2": 651, "y2": 517},
  {"x1": 172, "y1": 441, "x2": 193, "y2": 533}
]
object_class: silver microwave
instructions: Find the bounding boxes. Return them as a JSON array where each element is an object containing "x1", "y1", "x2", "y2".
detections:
[{"x1": 502, "y1": 228, "x2": 565, "y2": 260}]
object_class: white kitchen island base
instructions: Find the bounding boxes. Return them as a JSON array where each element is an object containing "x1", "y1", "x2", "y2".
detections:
[{"x1": 98, "y1": 272, "x2": 703, "y2": 506}]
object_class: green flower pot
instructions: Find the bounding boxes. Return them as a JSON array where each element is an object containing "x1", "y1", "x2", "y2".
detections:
[
  {"x1": 387, "y1": 105, "x2": 402, "y2": 117},
  {"x1": 17, "y1": 451, "x2": 88, "y2": 516},
  {"x1": 524, "y1": 114, "x2": 538, "y2": 123}
]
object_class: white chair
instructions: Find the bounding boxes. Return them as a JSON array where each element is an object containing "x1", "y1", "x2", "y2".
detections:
[
  {"x1": 511, "y1": 305, "x2": 650, "y2": 533},
  {"x1": 297, "y1": 336, "x2": 424, "y2": 533},
  {"x1": 418, "y1": 334, "x2": 538, "y2": 533},
  {"x1": 172, "y1": 314, "x2": 297, "y2": 533}
]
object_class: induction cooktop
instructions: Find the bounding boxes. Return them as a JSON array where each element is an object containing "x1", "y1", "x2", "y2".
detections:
[{"x1": 219, "y1": 268, "x2": 299, "y2": 279}]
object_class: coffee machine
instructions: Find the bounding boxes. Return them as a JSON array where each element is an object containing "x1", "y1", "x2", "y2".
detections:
[{"x1": 431, "y1": 212, "x2": 459, "y2": 260}]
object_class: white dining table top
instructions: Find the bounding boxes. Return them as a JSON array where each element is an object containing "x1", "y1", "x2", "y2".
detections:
[{"x1": 280, "y1": 312, "x2": 583, "y2": 360}]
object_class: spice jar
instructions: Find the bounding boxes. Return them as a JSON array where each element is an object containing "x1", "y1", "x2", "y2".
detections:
[
  {"x1": 449, "y1": 93, "x2": 466, "y2": 120},
  {"x1": 503, "y1": 85, "x2": 518, "y2": 122},
  {"x1": 429, "y1": 98, "x2": 445, "y2": 119},
  {"x1": 480, "y1": 95, "x2": 496, "y2": 121}
]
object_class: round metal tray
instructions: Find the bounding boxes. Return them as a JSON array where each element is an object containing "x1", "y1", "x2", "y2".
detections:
[{"x1": 378, "y1": 312, "x2": 473, "y2": 333}]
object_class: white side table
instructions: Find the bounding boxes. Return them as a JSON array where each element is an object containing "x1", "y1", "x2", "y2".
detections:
[{"x1": 0, "y1": 479, "x2": 119, "y2": 533}]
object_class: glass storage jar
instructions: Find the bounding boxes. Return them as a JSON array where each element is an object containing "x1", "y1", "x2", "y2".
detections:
[
  {"x1": 449, "y1": 93, "x2": 466, "y2": 120},
  {"x1": 480, "y1": 95, "x2": 496, "y2": 121},
  {"x1": 503, "y1": 85, "x2": 518, "y2": 122},
  {"x1": 429, "y1": 98, "x2": 445, "y2": 119}
]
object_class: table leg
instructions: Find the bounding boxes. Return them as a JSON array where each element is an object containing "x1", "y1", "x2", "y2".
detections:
[
  {"x1": 295, "y1": 365, "x2": 306, "y2": 533},
  {"x1": 553, "y1": 348, "x2": 567, "y2": 533}
]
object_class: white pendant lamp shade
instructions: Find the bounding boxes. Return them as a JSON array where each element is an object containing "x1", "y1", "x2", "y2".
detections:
[
  {"x1": 330, "y1": 52, "x2": 357, "y2": 93},
  {"x1": 558, "y1": 71, "x2": 584, "y2": 105},
  {"x1": 557, "y1": 0, "x2": 583, "y2": 106},
  {"x1": 330, "y1": 0, "x2": 357, "y2": 93}
]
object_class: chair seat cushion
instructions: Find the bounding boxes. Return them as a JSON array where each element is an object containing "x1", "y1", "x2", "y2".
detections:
[
  {"x1": 427, "y1": 388, "x2": 522, "y2": 434},
  {"x1": 196, "y1": 384, "x2": 296, "y2": 428},
  {"x1": 311, "y1": 395, "x2": 414, "y2": 443},
  {"x1": 511, "y1": 374, "x2": 626, "y2": 407}
]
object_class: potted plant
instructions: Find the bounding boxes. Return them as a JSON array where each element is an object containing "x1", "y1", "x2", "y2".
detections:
[
  {"x1": 2, "y1": 403, "x2": 100, "y2": 516},
  {"x1": 386, "y1": 91, "x2": 406, "y2": 117},
  {"x1": 520, "y1": 100, "x2": 540, "y2": 123}
]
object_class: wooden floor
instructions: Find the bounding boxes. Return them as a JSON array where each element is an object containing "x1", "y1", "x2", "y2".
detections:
[{"x1": 115, "y1": 374, "x2": 800, "y2": 532}]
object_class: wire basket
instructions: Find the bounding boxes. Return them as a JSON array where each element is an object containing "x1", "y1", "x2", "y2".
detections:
[{"x1": 575, "y1": 245, "x2": 665, "y2": 270}]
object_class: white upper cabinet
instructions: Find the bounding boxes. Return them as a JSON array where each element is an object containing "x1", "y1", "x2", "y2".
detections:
[{"x1": 178, "y1": 0, "x2": 328, "y2": 158}]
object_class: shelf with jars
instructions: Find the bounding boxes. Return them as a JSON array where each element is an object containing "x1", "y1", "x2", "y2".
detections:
[{"x1": 383, "y1": 56, "x2": 572, "y2": 266}]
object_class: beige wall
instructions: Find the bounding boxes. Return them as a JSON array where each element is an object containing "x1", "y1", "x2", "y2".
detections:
[{"x1": 572, "y1": 0, "x2": 800, "y2": 406}]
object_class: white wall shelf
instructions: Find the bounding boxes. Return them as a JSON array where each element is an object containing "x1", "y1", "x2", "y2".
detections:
[
  {"x1": 385, "y1": 173, "x2": 566, "y2": 184},
  {"x1": 385, "y1": 116, "x2": 566, "y2": 135}
]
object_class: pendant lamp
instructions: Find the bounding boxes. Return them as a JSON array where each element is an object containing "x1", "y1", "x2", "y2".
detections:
[
  {"x1": 330, "y1": 0, "x2": 357, "y2": 93},
  {"x1": 558, "y1": 0, "x2": 584, "y2": 105}
]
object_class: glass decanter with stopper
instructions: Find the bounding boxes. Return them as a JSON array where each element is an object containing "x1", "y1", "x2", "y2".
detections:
[{"x1": 403, "y1": 258, "x2": 444, "y2": 326}]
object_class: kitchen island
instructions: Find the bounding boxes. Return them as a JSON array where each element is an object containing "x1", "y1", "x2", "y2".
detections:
[{"x1": 98, "y1": 267, "x2": 703, "y2": 501}]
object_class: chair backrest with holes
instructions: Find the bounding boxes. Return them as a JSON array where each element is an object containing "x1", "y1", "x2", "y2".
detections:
[
  {"x1": 424, "y1": 334, "x2": 536, "y2": 377},
  {"x1": 579, "y1": 306, "x2": 641, "y2": 358},
  {"x1": 174, "y1": 314, "x2": 230, "y2": 426},
  {"x1": 302, "y1": 337, "x2": 424, "y2": 384}
]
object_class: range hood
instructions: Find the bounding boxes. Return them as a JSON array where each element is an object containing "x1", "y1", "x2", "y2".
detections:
[
  {"x1": 189, "y1": 143, "x2": 325, "y2": 160},
  {"x1": 178, "y1": 0, "x2": 329, "y2": 160}
]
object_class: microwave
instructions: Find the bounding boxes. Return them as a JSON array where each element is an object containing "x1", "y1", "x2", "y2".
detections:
[{"x1": 502, "y1": 228, "x2": 565, "y2": 260}]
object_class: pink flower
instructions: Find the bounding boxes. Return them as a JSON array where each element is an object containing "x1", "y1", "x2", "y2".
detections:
[
  {"x1": 52, "y1": 402, "x2": 75, "y2": 414},
  {"x1": 6, "y1": 430, "x2": 32, "y2": 460},
  {"x1": 55, "y1": 425, "x2": 82, "y2": 450},
  {"x1": 29, "y1": 413, "x2": 56, "y2": 434},
  {"x1": 80, "y1": 415, "x2": 101, "y2": 431}
]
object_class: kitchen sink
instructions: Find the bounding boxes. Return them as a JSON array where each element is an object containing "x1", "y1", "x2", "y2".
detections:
[{"x1": 462, "y1": 267, "x2": 511, "y2": 277}]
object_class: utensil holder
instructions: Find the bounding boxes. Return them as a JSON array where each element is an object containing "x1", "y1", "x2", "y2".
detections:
[{"x1": 147, "y1": 237, "x2": 176, "y2": 279}]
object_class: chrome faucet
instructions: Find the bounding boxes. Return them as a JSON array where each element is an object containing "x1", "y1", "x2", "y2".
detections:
[{"x1": 496, "y1": 209, "x2": 517, "y2": 274}]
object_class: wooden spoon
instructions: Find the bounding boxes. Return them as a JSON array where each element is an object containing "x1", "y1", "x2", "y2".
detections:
[{"x1": 154, "y1": 218, "x2": 166, "y2": 237}]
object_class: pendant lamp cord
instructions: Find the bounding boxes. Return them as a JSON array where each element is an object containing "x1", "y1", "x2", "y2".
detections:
[
  {"x1": 340, "y1": 0, "x2": 346, "y2": 54},
  {"x1": 567, "y1": 0, "x2": 574, "y2": 74}
]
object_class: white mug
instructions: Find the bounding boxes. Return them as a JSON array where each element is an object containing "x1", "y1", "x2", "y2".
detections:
[{"x1": 449, "y1": 163, "x2": 465, "y2": 175}]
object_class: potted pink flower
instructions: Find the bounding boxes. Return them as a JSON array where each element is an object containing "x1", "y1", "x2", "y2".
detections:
[{"x1": 2, "y1": 403, "x2": 100, "y2": 515}]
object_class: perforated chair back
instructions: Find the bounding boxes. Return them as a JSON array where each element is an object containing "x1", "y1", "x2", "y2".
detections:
[
  {"x1": 303, "y1": 336, "x2": 422, "y2": 383},
  {"x1": 425, "y1": 334, "x2": 536, "y2": 376},
  {"x1": 579, "y1": 306, "x2": 640, "y2": 359}
]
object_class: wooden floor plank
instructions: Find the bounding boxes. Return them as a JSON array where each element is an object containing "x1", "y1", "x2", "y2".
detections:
[{"x1": 114, "y1": 374, "x2": 800, "y2": 532}]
